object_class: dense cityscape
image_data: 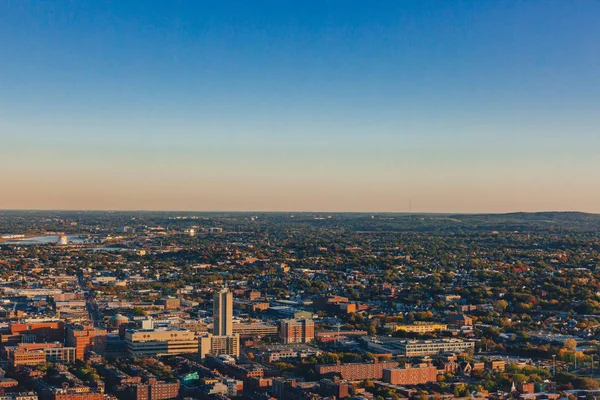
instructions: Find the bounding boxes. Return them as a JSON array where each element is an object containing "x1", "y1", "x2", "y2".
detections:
[{"x1": 0, "y1": 211, "x2": 599, "y2": 400}]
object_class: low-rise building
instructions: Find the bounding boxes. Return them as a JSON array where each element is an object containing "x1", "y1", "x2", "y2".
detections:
[
  {"x1": 198, "y1": 334, "x2": 240, "y2": 359},
  {"x1": 387, "y1": 323, "x2": 448, "y2": 334},
  {"x1": 316, "y1": 360, "x2": 399, "y2": 380},
  {"x1": 125, "y1": 328, "x2": 198, "y2": 357},
  {"x1": 116, "y1": 377, "x2": 179, "y2": 400},
  {"x1": 0, "y1": 392, "x2": 38, "y2": 400},
  {"x1": 233, "y1": 322, "x2": 278, "y2": 337},
  {"x1": 382, "y1": 364, "x2": 438, "y2": 385},
  {"x1": 256, "y1": 344, "x2": 320, "y2": 363},
  {"x1": 6, "y1": 343, "x2": 76, "y2": 366},
  {"x1": 363, "y1": 337, "x2": 475, "y2": 357},
  {"x1": 447, "y1": 314, "x2": 473, "y2": 328}
]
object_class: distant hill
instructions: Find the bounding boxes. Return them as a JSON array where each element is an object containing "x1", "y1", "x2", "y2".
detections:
[
  {"x1": 319, "y1": 211, "x2": 600, "y2": 233},
  {"x1": 438, "y1": 211, "x2": 600, "y2": 233}
]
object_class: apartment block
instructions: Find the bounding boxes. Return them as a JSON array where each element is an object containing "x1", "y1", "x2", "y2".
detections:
[
  {"x1": 279, "y1": 319, "x2": 314, "y2": 344},
  {"x1": 198, "y1": 334, "x2": 240, "y2": 359},
  {"x1": 316, "y1": 360, "x2": 399, "y2": 380},
  {"x1": 382, "y1": 364, "x2": 438, "y2": 385},
  {"x1": 66, "y1": 325, "x2": 107, "y2": 360}
]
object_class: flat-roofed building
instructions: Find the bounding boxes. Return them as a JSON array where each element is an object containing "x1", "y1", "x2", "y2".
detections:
[
  {"x1": 233, "y1": 322, "x2": 278, "y2": 337},
  {"x1": 213, "y1": 289, "x2": 233, "y2": 336},
  {"x1": 383, "y1": 364, "x2": 438, "y2": 385},
  {"x1": 4, "y1": 342, "x2": 75, "y2": 366},
  {"x1": 316, "y1": 360, "x2": 399, "y2": 381},
  {"x1": 486, "y1": 359, "x2": 506, "y2": 372},
  {"x1": 257, "y1": 344, "x2": 320, "y2": 363},
  {"x1": 0, "y1": 391, "x2": 38, "y2": 400},
  {"x1": 280, "y1": 319, "x2": 314, "y2": 344},
  {"x1": 9, "y1": 349, "x2": 46, "y2": 366},
  {"x1": 198, "y1": 334, "x2": 240, "y2": 359},
  {"x1": 66, "y1": 325, "x2": 107, "y2": 360},
  {"x1": 389, "y1": 323, "x2": 448, "y2": 334},
  {"x1": 6, "y1": 343, "x2": 76, "y2": 366},
  {"x1": 447, "y1": 314, "x2": 473, "y2": 328},
  {"x1": 363, "y1": 337, "x2": 475, "y2": 357},
  {"x1": 125, "y1": 328, "x2": 198, "y2": 357},
  {"x1": 0, "y1": 321, "x2": 65, "y2": 349},
  {"x1": 177, "y1": 320, "x2": 209, "y2": 333}
]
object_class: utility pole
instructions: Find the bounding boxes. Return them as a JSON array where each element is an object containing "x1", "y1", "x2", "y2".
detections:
[{"x1": 553, "y1": 354, "x2": 556, "y2": 376}]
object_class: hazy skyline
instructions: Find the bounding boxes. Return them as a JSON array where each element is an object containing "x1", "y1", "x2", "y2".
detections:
[{"x1": 1, "y1": 1, "x2": 599, "y2": 213}]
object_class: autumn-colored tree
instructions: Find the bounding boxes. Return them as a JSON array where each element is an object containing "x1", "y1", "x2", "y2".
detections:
[{"x1": 563, "y1": 338, "x2": 577, "y2": 351}]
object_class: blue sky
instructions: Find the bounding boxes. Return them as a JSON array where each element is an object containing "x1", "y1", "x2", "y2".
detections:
[{"x1": 1, "y1": 1, "x2": 599, "y2": 212}]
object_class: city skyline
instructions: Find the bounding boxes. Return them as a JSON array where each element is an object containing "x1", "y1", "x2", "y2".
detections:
[{"x1": 1, "y1": 1, "x2": 599, "y2": 212}]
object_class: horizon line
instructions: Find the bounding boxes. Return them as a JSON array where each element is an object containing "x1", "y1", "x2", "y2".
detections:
[{"x1": 0, "y1": 208, "x2": 597, "y2": 216}]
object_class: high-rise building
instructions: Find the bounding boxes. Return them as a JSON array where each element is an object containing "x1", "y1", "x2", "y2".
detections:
[
  {"x1": 200, "y1": 289, "x2": 240, "y2": 359},
  {"x1": 213, "y1": 289, "x2": 233, "y2": 336},
  {"x1": 66, "y1": 325, "x2": 107, "y2": 360},
  {"x1": 280, "y1": 319, "x2": 314, "y2": 344}
]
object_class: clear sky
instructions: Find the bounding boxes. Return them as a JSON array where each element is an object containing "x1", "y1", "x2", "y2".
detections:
[{"x1": 1, "y1": 1, "x2": 599, "y2": 213}]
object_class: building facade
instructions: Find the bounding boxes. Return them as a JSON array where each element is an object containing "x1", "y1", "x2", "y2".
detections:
[
  {"x1": 213, "y1": 289, "x2": 233, "y2": 336},
  {"x1": 279, "y1": 319, "x2": 314, "y2": 344},
  {"x1": 125, "y1": 328, "x2": 198, "y2": 357},
  {"x1": 390, "y1": 323, "x2": 448, "y2": 333},
  {"x1": 232, "y1": 322, "x2": 278, "y2": 337},
  {"x1": 66, "y1": 325, "x2": 107, "y2": 360},
  {"x1": 198, "y1": 334, "x2": 240, "y2": 359},
  {"x1": 316, "y1": 360, "x2": 400, "y2": 380},
  {"x1": 399, "y1": 339, "x2": 475, "y2": 357},
  {"x1": 382, "y1": 364, "x2": 438, "y2": 385}
]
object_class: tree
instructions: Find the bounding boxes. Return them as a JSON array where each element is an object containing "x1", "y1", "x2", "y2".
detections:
[
  {"x1": 495, "y1": 299, "x2": 508, "y2": 312},
  {"x1": 563, "y1": 338, "x2": 577, "y2": 352},
  {"x1": 362, "y1": 353, "x2": 376, "y2": 362},
  {"x1": 368, "y1": 324, "x2": 376, "y2": 336},
  {"x1": 454, "y1": 384, "x2": 467, "y2": 398},
  {"x1": 513, "y1": 373, "x2": 528, "y2": 384},
  {"x1": 132, "y1": 307, "x2": 147, "y2": 317}
]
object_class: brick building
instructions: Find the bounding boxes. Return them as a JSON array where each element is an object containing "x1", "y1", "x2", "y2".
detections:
[
  {"x1": 118, "y1": 378, "x2": 180, "y2": 400},
  {"x1": 65, "y1": 325, "x2": 107, "y2": 360},
  {"x1": 157, "y1": 298, "x2": 180, "y2": 310},
  {"x1": 316, "y1": 360, "x2": 399, "y2": 380},
  {"x1": 0, "y1": 321, "x2": 65, "y2": 349},
  {"x1": 7, "y1": 343, "x2": 75, "y2": 366},
  {"x1": 279, "y1": 319, "x2": 314, "y2": 344},
  {"x1": 447, "y1": 314, "x2": 473, "y2": 328},
  {"x1": 382, "y1": 364, "x2": 438, "y2": 385}
]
